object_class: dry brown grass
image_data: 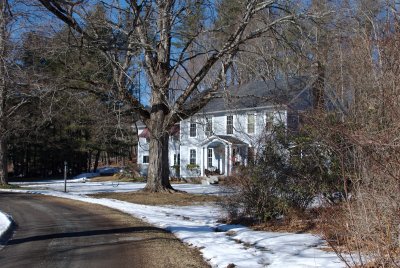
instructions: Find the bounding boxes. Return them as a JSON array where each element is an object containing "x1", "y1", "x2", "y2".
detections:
[
  {"x1": 250, "y1": 218, "x2": 318, "y2": 234},
  {"x1": 0, "y1": 184, "x2": 20, "y2": 189},
  {"x1": 89, "y1": 191, "x2": 221, "y2": 206},
  {"x1": 226, "y1": 208, "x2": 321, "y2": 234}
]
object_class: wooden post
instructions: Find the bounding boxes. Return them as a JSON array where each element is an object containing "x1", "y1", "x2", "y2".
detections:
[{"x1": 64, "y1": 161, "x2": 67, "y2": 192}]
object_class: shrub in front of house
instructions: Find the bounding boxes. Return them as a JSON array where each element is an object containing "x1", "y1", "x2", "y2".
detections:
[{"x1": 221, "y1": 127, "x2": 343, "y2": 224}]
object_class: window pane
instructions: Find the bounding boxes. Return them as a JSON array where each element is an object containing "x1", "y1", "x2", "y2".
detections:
[
  {"x1": 227, "y1": 115, "x2": 233, "y2": 134},
  {"x1": 208, "y1": 148, "x2": 213, "y2": 168},
  {"x1": 143, "y1": 155, "x2": 149, "y2": 164},
  {"x1": 247, "y1": 114, "x2": 255, "y2": 134},
  {"x1": 205, "y1": 116, "x2": 212, "y2": 136},
  {"x1": 190, "y1": 149, "x2": 196, "y2": 165},
  {"x1": 190, "y1": 122, "x2": 196, "y2": 137}
]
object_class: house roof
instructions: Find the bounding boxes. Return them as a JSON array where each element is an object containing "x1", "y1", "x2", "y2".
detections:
[
  {"x1": 200, "y1": 135, "x2": 248, "y2": 146},
  {"x1": 135, "y1": 77, "x2": 313, "y2": 131},
  {"x1": 217, "y1": 135, "x2": 248, "y2": 145},
  {"x1": 197, "y1": 76, "x2": 312, "y2": 113}
]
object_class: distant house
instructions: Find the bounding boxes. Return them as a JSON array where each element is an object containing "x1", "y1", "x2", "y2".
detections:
[{"x1": 137, "y1": 77, "x2": 313, "y2": 178}]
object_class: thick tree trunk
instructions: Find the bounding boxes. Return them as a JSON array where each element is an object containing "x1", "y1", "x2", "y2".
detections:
[
  {"x1": 144, "y1": 111, "x2": 174, "y2": 192},
  {"x1": 144, "y1": 131, "x2": 172, "y2": 192}
]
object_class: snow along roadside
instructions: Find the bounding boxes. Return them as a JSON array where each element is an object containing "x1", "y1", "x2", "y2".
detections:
[
  {"x1": 0, "y1": 189, "x2": 345, "y2": 268},
  {"x1": 0, "y1": 209, "x2": 13, "y2": 246}
]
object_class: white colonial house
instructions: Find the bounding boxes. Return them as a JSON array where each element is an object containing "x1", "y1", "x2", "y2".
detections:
[{"x1": 137, "y1": 77, "x2": 313, "y2": 178}]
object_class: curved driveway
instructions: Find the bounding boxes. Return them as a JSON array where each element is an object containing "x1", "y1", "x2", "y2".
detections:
[{"x1": 0, "y1": 192, "x2": 208, "y2": 268}]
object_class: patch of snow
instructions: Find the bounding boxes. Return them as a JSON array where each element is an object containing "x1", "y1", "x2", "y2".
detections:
[
  {"x1": 0, "y1": 210, "x2": 12, "y2": 244},
  {"x1": 12, "y1": 181, "x2": 228, "y2": 196},
  {"x1": 0, "y1": 187, "x2": 345, "y2": 267}
]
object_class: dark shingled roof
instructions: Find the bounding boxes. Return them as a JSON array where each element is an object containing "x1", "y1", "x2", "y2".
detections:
[{"x1": 198, "y1": 77, "x2": 312, "y2": 113}]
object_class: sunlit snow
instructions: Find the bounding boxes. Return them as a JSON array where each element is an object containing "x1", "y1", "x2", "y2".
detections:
[{"x1": 0, "y1": 210, "x2": 11, "y2": 245}]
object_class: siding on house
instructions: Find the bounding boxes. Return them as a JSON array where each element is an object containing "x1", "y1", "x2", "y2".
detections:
[{"x1": 179, "y1": 108, "x2": 287, "y2": 178}]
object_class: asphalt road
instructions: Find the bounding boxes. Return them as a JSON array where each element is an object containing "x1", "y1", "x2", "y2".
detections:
[{"x1": 0, "y1": 192, "x2": 209, "y2": 268}]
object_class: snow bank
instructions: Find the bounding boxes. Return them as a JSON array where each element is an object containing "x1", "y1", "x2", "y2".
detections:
[
  {"x1": 0, "y1": 188, "x2": 345, "y2": 267},
  {"x1": 0, "y1": 210, "x2": 12, "y2": 243}
]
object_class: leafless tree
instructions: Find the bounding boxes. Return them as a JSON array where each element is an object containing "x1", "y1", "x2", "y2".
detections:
[
  {"x1": 294, "y1": 1, "x2": 400, "y2": 266},
  {"x1": 36, "y1": 0, "x2": 312, "y2": 192},
  {"x1": 0, "y1": 0, "x2": 8, "y2": 185}
]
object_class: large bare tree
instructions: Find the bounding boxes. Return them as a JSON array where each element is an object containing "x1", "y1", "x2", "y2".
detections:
[
  {"x1": 0, "y1": 0, "x2": 9, "y2": 185},
  {"x1": 37, "y1": 0, "x2": 302, "y2": 192}
]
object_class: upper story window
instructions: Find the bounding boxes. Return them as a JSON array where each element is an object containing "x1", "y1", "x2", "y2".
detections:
[
  {"x1": 143, "y1": 155, "x2": 149, "y2": 164},
  {"x1": 189, "y1": 120, "x2": 197, "y2": 137},
  {"x1": 226, "y1": 115, "x2": 233, "y2": 134},
  {"x1": 265, "y1": 112, "x2": 274, "y2": 132},
  {"x1": 189, "y1": 149, "x2": 196, "y2": 165},
  {"x1": 247, "y1": 114, "x2": 255, "y2": 134},
  {"x1": 205, "y1": 116, "x2": 213, "y2": 137}
]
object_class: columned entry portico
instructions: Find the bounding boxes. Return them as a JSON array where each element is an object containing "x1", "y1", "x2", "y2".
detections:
[{"x1": 199, "y1": 135, "x2": 248, "y2": 177}]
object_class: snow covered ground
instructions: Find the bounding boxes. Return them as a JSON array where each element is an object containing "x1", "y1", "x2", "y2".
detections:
[
  {"x1": 1, "y1": 181, "x2": 345, "y2": 267},
  {"x1": 13, "y1": 180, "x2": 228, "y2": 195},
  {"x1": 0, "y1": 210, "x2": 12, "y2": 245}
]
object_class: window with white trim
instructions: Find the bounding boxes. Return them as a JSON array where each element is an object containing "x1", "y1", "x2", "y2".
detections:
[
  {"x1": 207, "y1": 148, "x2": 213, "y2": 168},
  {"x1": 247, "y1": 114, "x2": 255, "y2": 134},
  {"x1": 143, "y1": 155, "x2": 149, "y2": 164},
  {"x1": 189, "y1": 149, "x2": 196, "y2": 165},
  {"x1": 226, "y1": 115, "x2": 233, "y2": 134},
  {"x1": 205, "y1": 116, "x2": 213, "y2": 136},
  {"x1": 189, "y1": 121, "x2": 197, "y2": 137}
]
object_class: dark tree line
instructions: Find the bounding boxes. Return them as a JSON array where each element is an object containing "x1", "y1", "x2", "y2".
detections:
[{"x1": 0, "y1": 1, "x2": 138, "y2": 181}]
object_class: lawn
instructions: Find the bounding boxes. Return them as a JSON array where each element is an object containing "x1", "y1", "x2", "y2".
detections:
[{"x1": 89, "y1": 191, "x2": 221, "y2": 206}]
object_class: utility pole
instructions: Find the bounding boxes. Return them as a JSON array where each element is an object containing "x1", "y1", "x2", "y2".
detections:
[{"x1": 64, "y1": 161, "x2": 67, "y2": 192}]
